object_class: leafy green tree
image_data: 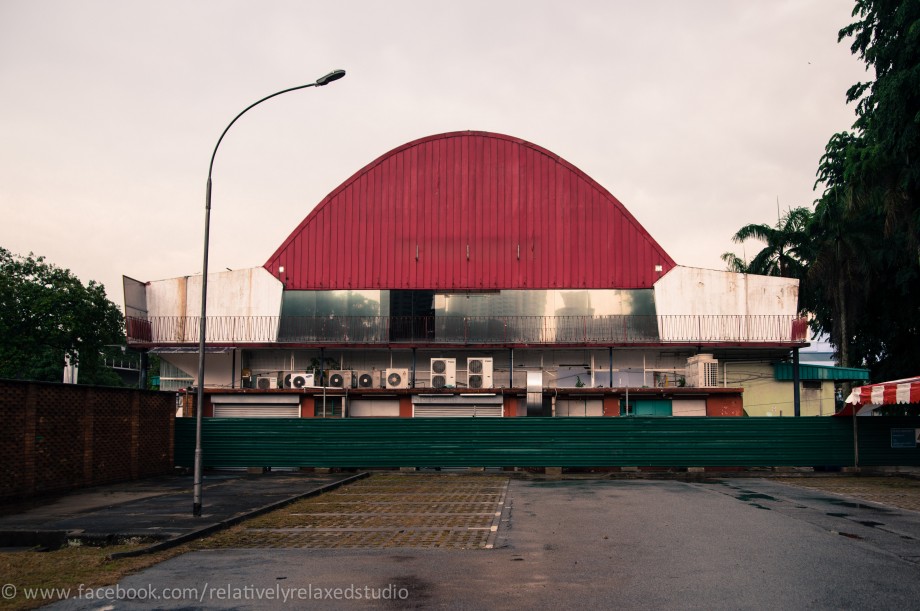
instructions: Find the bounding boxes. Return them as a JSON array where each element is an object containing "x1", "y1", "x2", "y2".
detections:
[
  {"x1": 839, "y1": 0, "x2": 920, "y2": 210},
  {"x1": 0, "y1": 247, "x2": 125, "y2": 385},
  {"x1": 804, "y1": 0, "x2": 920, "y2": 379}
]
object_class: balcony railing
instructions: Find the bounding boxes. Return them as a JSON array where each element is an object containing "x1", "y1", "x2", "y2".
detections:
[{"x1": 127, "y1": 315, "x2": 809, "y2": 346}]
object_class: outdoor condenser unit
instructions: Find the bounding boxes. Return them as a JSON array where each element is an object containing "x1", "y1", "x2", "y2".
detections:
[
  {"x1": 355, "y1": 370, "x2": 376, "y2": 388},
  {"x1": 430, "y1": 358, "x2": 456, "y2": 389},
  {"x1": 289, "y1": 372, "x2": 315, "y2": 389},
  {"x1": 466, "y1": 357, "x2": 494, "y2": 389},
  {"x1": 326, "y1": 370, "x2": 354, "y2": 388},
  {"x1": 685, "y1": 354, "x2": 719, "y2": 388},
  {"x1": 384, "y1": 368, "x2": 410, "y2": 389}
]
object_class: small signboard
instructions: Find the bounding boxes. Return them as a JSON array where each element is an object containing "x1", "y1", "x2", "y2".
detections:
[{"x1": 890, "y1": 428, "x2": 918, "y2": 449}]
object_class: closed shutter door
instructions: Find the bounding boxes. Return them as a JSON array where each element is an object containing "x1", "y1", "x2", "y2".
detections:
[
  {"x1": 348, "y1": 399, "x2": 400, "y2": 417},
  {"x1": 555, "y1": 398, "x2": 603, "y2": 417},
  {"x1": 411, "y1": 394, "x2": 504, "y2": 418},
  {"x1": 211, "y1": 394, "x2": 301, "y2": 418},
  {"x1": 213, "y1": 405, "x2": 300, "y2": 418},
  {"x1": 672, "y1": 399, "x2": 706, "y2": 417},
  {"x1": 413, "y1": 405, "x2": 503, "y2": 418}
]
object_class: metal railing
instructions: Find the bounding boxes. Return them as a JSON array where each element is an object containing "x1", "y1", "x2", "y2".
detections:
[{"x1": 127, "y1": 315, "x2": 808, "y2": 346}]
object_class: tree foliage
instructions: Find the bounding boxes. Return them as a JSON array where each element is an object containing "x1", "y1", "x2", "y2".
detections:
[
  {"x1": 0, "y1": 247, "x2": 125, "y2": 385},
  {"x1": 724, "y1": 0, "x2": 920, "y2": 380}
]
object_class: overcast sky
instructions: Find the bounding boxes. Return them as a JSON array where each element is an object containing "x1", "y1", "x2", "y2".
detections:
[{"x1": 0, "y1": 1, "x2": 866, "y2": 305}]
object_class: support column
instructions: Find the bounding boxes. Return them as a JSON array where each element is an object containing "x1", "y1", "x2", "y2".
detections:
[
  {"x1": 139, "y1": 350, "x2": 149, "y2": 389},
  {"x1": 411, "y1": 347, "x2": 417, "y2": 388},
  {"x1": 792, "y1": 348, "x2": 801, "y2": 417},
  {"x1": 319, "y1": 347, "x2": 325, "y2": 386},
  {"x1": 509, "y1": 348, "x2": 514, "y2": 388}
]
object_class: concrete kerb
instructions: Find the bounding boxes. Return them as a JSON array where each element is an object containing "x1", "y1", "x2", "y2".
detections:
[{"x1": 106, "y1": 471, "x2": 370, "y2": 560}]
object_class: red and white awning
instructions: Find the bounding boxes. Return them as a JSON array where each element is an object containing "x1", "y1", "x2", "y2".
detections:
[{"x1": 836, "y1": 376, "x2": 920, "y2": 416}]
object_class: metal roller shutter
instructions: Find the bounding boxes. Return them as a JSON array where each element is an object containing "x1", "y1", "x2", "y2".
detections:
[{"x1": 211, "y1": 394, "x2": 301, "y2": 418}]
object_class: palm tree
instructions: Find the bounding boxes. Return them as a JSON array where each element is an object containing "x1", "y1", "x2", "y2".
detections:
[
  {"x1": 722, "y1": 207, "x2": 813, "y2": 312},
  {"x1": 730, "y1": 207, "x2": 812, "y2": 277}
]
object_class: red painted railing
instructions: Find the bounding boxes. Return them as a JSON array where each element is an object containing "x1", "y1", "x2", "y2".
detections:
[{"x1": 126, "y1": 315, "x2": 809, "y2": 346}]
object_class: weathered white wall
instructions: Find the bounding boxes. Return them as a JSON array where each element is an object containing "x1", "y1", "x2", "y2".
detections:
[
  {"x1": 654, "y1": 266, "x2": 798, "y2": 317},
  {"x1": 146, "y1": 267, "x2": 283, "y2": 319},
  {"x1": 653, "y1": 266, "x2": 799, "y2": 342}
]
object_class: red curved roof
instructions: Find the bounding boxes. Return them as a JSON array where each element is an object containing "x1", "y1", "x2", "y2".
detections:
[{"x1": 265, "y1": 131, "x2": 675, "y2": 290}]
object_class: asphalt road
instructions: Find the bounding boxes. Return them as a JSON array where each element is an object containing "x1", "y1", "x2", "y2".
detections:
[{"x1": 47, "y1": 477, "x2": 920, "y2": 610}]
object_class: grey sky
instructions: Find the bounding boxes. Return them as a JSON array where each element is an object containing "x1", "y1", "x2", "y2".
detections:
[{"x1": 0, "y1": 1, "x2": 865, "y2": 304}]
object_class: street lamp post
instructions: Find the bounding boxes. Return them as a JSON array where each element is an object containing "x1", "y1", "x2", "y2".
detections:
[{"x1": 193, "y1": 69, "x2": 346, "y2": 516}]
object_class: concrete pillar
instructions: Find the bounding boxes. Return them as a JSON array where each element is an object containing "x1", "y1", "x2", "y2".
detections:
[{"x1": 793, "y1": 348, "x2": 801, "y2": 417}]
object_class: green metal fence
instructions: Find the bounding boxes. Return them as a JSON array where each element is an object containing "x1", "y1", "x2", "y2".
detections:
[{"x1": 174, "y1": 417, "x2": 920, "y2": 469}]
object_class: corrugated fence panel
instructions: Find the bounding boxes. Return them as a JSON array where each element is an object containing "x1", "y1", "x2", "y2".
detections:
[{"x1": 175, "y1": 417, "x2": 920, "y2": 469}]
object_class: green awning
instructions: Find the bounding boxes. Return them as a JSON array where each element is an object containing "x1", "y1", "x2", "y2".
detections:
[{"x1": 774, "y1": 363, "x2": 870, "y2": 382}]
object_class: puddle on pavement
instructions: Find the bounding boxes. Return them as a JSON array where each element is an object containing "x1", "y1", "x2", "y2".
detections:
[
  {"x1": 810, "y1": 497, "x2": 894, "y2": 513},
  {"x1": 736, "y1": 492, "x2": 777, "y2": 502}
]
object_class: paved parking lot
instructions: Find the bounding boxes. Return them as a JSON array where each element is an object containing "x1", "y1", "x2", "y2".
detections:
[
  {"x1": 779, "y1": 474, "x2": 920, "y2": 512},
  {"x1": 48, "y1": 474, "x2": 920, "y2": 610}
]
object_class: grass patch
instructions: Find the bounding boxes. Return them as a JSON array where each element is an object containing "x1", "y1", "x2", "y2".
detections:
[{"x1": 0, "y1": 543, "x2": 189, "y2": 610}]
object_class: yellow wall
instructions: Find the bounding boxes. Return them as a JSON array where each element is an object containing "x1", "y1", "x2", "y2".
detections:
[{"x1": 723, "y1": 362, "x2": 836, "y2": 417}]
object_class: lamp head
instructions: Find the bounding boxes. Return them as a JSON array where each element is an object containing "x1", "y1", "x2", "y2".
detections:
[{"x1": 315, "y1": 69, "x2": 346, "y2": 86}]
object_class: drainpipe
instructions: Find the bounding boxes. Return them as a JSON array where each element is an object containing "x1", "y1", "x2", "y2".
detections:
[
  {"x1": 509, "y1": 348, "x2": 514, "y2": 388},
  {"x1": 609, "y1": 347, "x2": 613, "y2": 389},
  {"x1": 411, "y1": 347, "x2": 417, "y2": 389}
]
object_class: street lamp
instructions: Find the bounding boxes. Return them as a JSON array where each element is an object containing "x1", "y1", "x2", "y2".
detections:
[{"x1": 193, "y1": 69, "x2": 346, "y2": 516}]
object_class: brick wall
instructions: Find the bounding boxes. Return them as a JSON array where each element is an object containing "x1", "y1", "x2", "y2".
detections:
[{"x1": 0, "y1": 380, "x2": 175, "y2": 502}]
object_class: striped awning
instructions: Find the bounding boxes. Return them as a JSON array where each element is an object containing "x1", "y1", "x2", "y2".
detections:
[{"x1": 836, "y1": 376, "x2": 920, "y2": 416}]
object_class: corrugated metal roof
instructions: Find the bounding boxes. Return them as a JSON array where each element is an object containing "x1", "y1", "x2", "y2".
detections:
[
  {"x1": 773, "y1": 363, "x2": 870, "y2": 382},
  {"x1": 265, "y1": 131, "x2": 676, "y2": 290}
]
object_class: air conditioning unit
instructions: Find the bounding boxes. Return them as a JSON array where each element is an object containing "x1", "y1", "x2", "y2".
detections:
[
  {"x1": 288, "y1": 372, "x2": 315, "y2": 389},
  {"x1": 281, "y1": 372, "x2": 305, "y2": 389},
  {"x1": 384, "y1": 368, "x2": 410, "y2": 389},
  {"x1": 467, "y1": 357, "x2": 494, "y2": 389},
  {"x1": 326, "y1": 370, "x2": 354, "y2": 388},
  {"x1": 686, "y1": 354, "x2": 719, "y2": 388},
  {"x1": 355, "y1": 370, "x2": 377, "y2": 389},
  {"x1": 430, "y1": 358, "x2": 456, "y2": 389},
  {"x1": 256, "y1": 374, "x2": 279, "y2": 390}
]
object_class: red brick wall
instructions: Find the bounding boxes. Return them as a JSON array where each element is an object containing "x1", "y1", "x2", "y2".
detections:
[{"x1": 0, "y1": 380, "x2": 175, "y2": 502}]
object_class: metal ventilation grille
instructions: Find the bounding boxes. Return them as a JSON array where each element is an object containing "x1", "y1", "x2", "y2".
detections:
[
  {"x1": 387, "y1": 372, "x2": 403, "y2": 387},
  {"x1": 469, "y1": 375, "x2": 483, "y2": 389},
  {"x1": 432, "y1": 360, "x2": 447, "y2": 374},
  {"x1": 432, "y1": 375, "x2": 447, "y2": 389},
  {"x1": 469, "y1": 360, "x2": 483, "y2": 374}
]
